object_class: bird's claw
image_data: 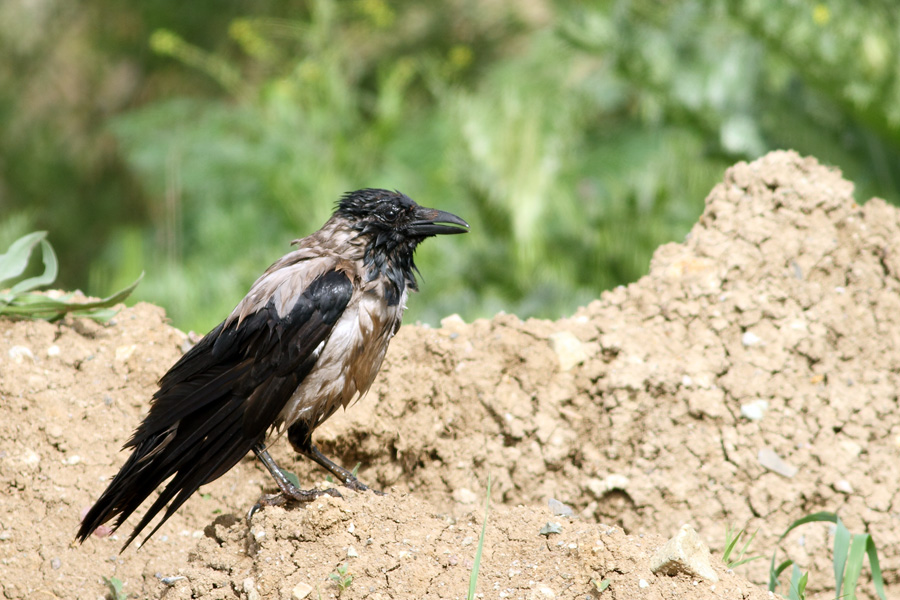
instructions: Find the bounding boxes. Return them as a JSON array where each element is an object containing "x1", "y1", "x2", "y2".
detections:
[
  {"x1": 341, "y1": 477, "x2": 369, "y2": 492},
  {"x1": 247, "y1": 487, "x2": 343, "y2": 521},
  {"x1": 341, "y1": 476, "x2": 386, "y2": 495}
]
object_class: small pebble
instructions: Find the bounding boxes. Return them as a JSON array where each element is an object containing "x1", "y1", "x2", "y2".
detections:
[
  {"x1": 740, "y1": 400, "x2": 769, "y2": 421},
  {"x1": 539, "y1": 522, "x2": 562, "y2": 536},
  {"x1": 292, "y1": 582, "x2": 313, "y2": 599},
  {"x1": 639, "y1": 579, "x2": 649, "y2": 588},
  {"x1": 833, "y1": 480, "x2": 853, "y2": 494},
  {"x1": 453, "y1": 488, "x2": 478, "y2": 504},
  {"x1": 8, "y1": 346, "x2": 33, "y2": 363},
  {"x1": 548, "y1": 498, "x2": 573, "y2": 517},
  {"x1": 243, "y1": 577, "x2": 260, "y2": 600},
  {"x1": 741, "y1": 331, "x2": 761, "y2": 346},
  {"x1": 758, "y1": 448, "x2": 798, "y2": 478},
  {"x1": 50, "y1": 558, "x2": 61, "y2": 570}
]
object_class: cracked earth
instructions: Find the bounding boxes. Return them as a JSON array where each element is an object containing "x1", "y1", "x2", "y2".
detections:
[{"x1": 0, "y1": 151, "x2": 897, "y2": 599}]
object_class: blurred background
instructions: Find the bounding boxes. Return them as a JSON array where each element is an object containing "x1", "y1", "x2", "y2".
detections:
[{"x1": 2, "y1": 0, "x2": 899, "y2": 333}]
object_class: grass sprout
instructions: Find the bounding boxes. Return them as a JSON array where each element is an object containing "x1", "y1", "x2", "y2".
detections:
[
  {"x1": 329, "y1": 563, "x2": 353, "y2": 592},
  {"x1": 722, "y1": 525, "x2": 761, "y2": 569},
  {"x1": 467, "y1": 474, "x2": 491, "y2": 600},
  {"x1": 768, "y1": 511, "x2": 886, "y2": 600},
  {"x1": 782, "y1": 564, "x2": 808, "y2": 600},
  {"x1": 0, "y1": 231, "x2": 141, "y2": 322},
  {"x1": 102, "y1": 576, "x2": 127, "y2": 600}
]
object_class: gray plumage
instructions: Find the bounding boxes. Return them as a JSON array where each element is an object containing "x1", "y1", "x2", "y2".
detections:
[{"x1": 76, "y1": 189, "x2": 467, "y2": 549}]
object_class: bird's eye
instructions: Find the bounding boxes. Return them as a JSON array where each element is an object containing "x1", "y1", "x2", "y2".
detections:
[{"x1": 380, "y1": 205, "x2": 401, "y2": 222}]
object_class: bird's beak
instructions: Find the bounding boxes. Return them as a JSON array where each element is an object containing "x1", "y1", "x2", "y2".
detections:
[{"x1": 409, "y1": 206, "x2": 469, "y2": 236}]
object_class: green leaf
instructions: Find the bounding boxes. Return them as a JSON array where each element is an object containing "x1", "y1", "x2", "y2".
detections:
[
  {"x1": 778, "y1": 511, "x2": 838, "y2": 542},
  {"x1": 9, "y1": 239, "x2": 57, "y2": 294},
  {"x1": 723, "y1": 526, "x2": 760, "y2": 569},
  {"x1": 280, "y1": 468, "x2": 300, "y2": 488},
  {"x1": 723, "y1": 525, "x2": 740, "y2": 563},
  {"x1": 0, "y1": 231, "x2": 46, "y2": 287},
  {"x1": 833, "y1": 516, "x2": 851, "y2": 598},
  {"x1": 0, "y1": 231, "x2": 142, "y2": 322},
  {"x1": 865, "y1": 535, "x2": 888, "y2": 600},
  {"x1": 788, "y1": 565, "x2": 807, "y2": 600},
  {"x1": 1, "y1": 273, "x2": 142, "y2": 321},
  {"x1": 768, "y1": 511, "x2": 886, "y2": 600},
  {"x1": 843, "y1": 533, "x2": 868, "y2": 600},
  {"x1": 768, "y1": 554, "x2": 794, "y2": 592},
  {"x1": 101, "y1": 575, "x2": 126, "y2": 600}
]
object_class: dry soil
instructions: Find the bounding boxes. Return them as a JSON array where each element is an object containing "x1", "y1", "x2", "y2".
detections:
[{"x1": 1, "y1": 151, "x2": 897, "y2": 599}]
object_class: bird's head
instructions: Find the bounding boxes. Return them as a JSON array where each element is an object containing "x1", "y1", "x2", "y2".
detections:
[
  {"x1": 336, "y1": 188, "x2": 468, "y2": 249},
  {"x1": 334, "y1": 188, "x2": 468, "y2": 291}
]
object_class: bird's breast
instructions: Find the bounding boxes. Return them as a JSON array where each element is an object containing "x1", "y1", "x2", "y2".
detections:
[{"x1": 277, "y1": 286, "x2": 407, "y2": 430}]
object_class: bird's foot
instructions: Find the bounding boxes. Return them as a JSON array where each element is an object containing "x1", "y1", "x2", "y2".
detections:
[
  {"x1": 247, "y1": 486, "x2": 342, "y2": 521},
  {"x1": 341, "y1": 475, "x2": 385, "y2": 495}
]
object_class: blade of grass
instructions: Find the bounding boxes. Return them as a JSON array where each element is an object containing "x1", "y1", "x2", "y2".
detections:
[
  {"x1": 865, "y1": 535, "x2": 887, "y2": 600},
  {"x1": 768, "y1": 511, "x2": 885, "y2": 600},
  {"x1": 778, "y1": 512, "x2": 838, "y2": 541},
  {"x1": 788, "y1": 565, "x2": 807, "y2": 600},
  {"x1": 724, "y1": 526, "x2": 760, "y2": 569},
  {"x1": 723, "y1": 525, "x2": 741, "y2": 563},
  {"x1": 467, "y1": 474, "x2": 491, "y2": 600},
  {"x1": 842, "y1": 534, "x2": 868, "y2": 600},
  {"x1": 769, "y1": 554, "x2": 794, "y2": 592},
  {"x1": 833, "y1": 516, "x2": 851, "y2": 599},
  {"x1": 769, "y1": 512, "x2": 838, "y2": 591}
]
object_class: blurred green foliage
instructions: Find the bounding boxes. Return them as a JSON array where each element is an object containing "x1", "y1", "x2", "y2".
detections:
[{"x1": 3, "y1": 0, "x2": 900, "y2": 333}]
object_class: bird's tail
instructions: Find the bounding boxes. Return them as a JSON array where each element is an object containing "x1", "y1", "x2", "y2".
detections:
[{"x1": 76, "y1": 392, "x2": 260, "y2": 550}]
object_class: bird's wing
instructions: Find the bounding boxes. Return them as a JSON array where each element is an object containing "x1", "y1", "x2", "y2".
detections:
[{"x1": 77, "y1": 267, "x2": 353, "y2": 549}]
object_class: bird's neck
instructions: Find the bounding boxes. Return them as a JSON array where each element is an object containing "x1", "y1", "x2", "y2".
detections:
[{"x1": 362, "y1": 240, "x2": 419, "y2": 306}]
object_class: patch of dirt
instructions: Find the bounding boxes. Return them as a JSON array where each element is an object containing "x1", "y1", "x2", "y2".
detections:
[{"x1": 1, "y1": 151, "x2": 897, "y2": 599}]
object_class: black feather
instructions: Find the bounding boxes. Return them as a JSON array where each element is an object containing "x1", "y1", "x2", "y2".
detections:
[{"x1": 76, "y1": 270, "x2": 352, "y2": 548}]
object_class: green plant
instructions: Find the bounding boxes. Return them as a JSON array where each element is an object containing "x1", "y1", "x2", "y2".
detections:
[
  {"x1": 329, "y1": 563, "x2": 353, "y2": 592},
  {"x1": 281, "y1": 467, "x2": 301, "y2": 488},
  {"x1": 0, "y1": 232, "x2": 140, "y2": 322},
  {"x1": 467, "y1": 474, "x2": 491, "y2": 600},
  {"x1": 786, "y1": 565, "x2": 808, "y2": 600},
  {"x1": 591, "y1": 578, "x2": 610, "y2": 593},
  {"x1": 768, "y1": 512, "x2": 886, "y2": 600},
  {"x1": 722, "y1": 525, "x2": 761, "y2": 569},
  {"x1": 102, "y1": 576, "x2": 127, "y2": 600}
]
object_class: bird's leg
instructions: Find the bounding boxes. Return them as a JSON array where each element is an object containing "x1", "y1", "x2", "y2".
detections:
[
  {"x1": 303, "y1": 443, "x2": 371, "y2": 492},
  {"x1": 249, "y1": 443, "x2": 341, "y2": 518},
  {"x1": 287, "y1": 422, "x2": 383, "y2": 494}
]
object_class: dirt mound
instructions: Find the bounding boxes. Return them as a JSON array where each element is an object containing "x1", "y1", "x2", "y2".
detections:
[{"x1": 1, "y1": 150, "x2": 896, "y2": 599}]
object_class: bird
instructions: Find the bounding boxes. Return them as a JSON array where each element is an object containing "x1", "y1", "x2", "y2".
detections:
[{"x1": 76, "y1": 189, "x2": 468, "y2": 549}]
